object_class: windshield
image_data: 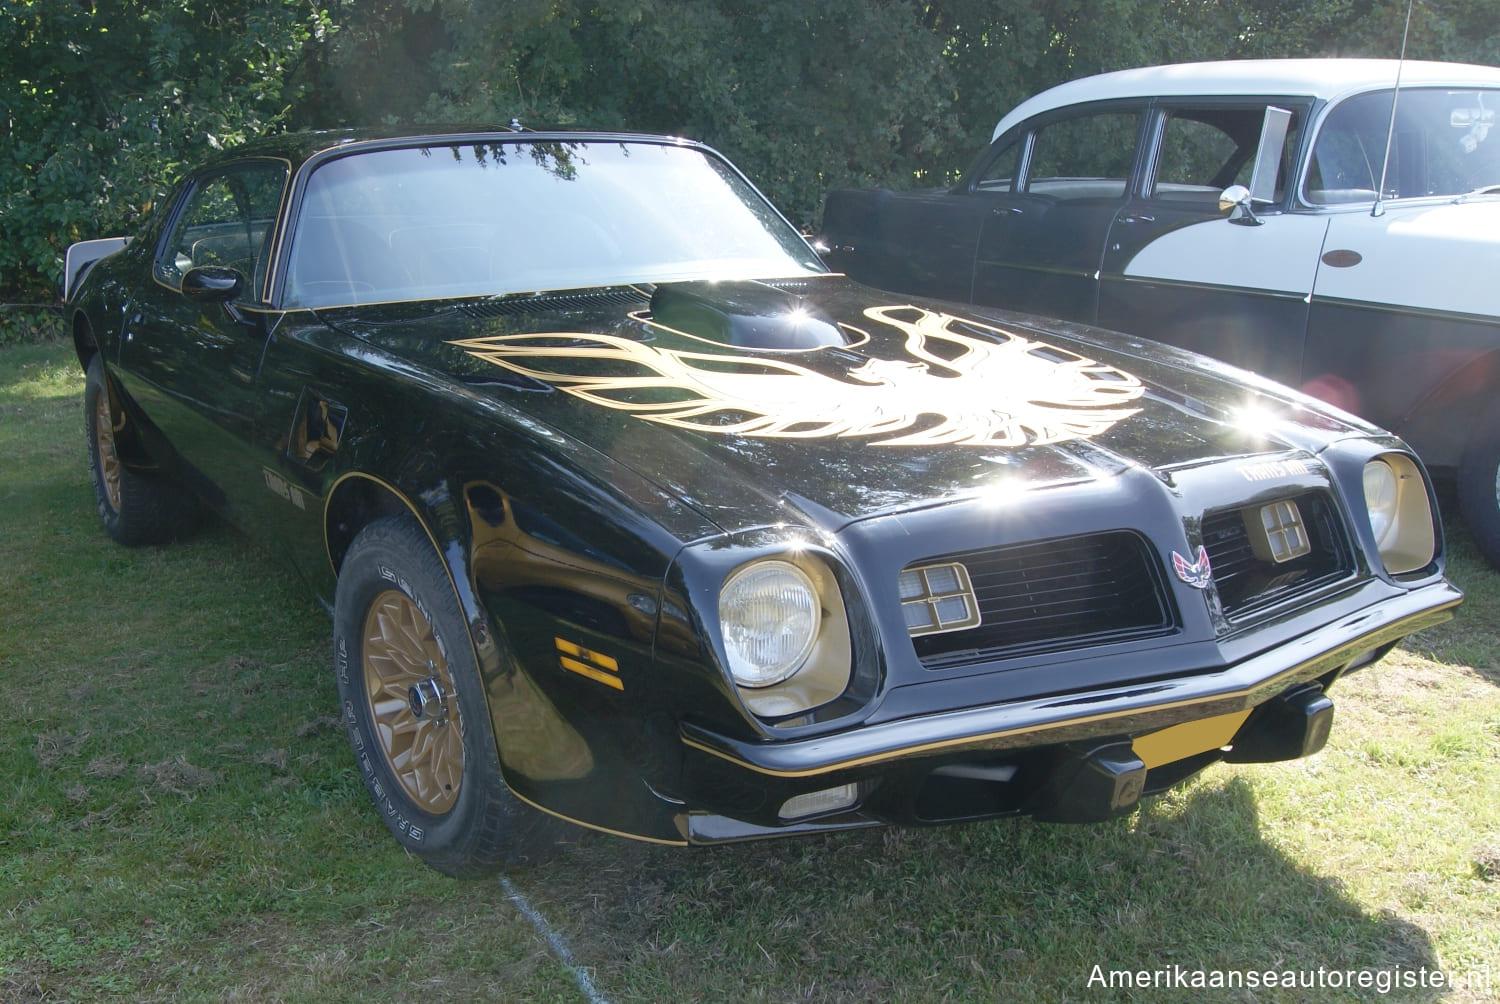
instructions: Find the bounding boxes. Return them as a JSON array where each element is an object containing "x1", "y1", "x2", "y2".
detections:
[
  {"x1": 1306, "y1": 87, "x2": 1500, "y2": 204},
  {"x1": 283, "y1": 140, "x2": 826, "y2": 308}
]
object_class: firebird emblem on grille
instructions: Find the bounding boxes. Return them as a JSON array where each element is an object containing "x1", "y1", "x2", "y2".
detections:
[
  {"x1": 450, "y1": 305, "x2": 1145, "y2": 448},
  {"x1": 1172, "y1": 546, "x2": 1213, "y2": 589}
]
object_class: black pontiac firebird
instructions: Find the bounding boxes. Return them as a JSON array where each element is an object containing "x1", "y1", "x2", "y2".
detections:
[{"x1": 64, "y1": 128, "x2": 1461, "y2": 875}]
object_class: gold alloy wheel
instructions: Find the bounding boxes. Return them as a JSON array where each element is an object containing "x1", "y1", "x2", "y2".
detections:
[
  {"x1": 362, "y1": 589, "x2": 465, "y2": 814},
  {"x1": 94, "y1": 387, "x2": 122, "y2": 512}
]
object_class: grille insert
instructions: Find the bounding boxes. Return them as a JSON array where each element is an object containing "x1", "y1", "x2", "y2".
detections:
[
  {"x1": 1202, "y1": 492, "x2": 1353, "y2": 619},
  {"x1": 912, "y1": 531, "x2": 1175, "y2": 667}
]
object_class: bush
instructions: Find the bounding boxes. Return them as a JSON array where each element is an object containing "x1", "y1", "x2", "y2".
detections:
[{"x1": 0, "y1": 307, "x2": 65, "y2": 348}]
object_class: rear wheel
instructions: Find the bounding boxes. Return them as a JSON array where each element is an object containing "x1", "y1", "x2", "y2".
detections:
[
  {"x1": 84, "y1": 354, "x2": 195, "y2": 545},
  {"x1": 1458, "y1": 427, "x2": 1500, "y2": 570},
  {"x1": 333, "y1": 514, "x2": 561, "y2": 875}
]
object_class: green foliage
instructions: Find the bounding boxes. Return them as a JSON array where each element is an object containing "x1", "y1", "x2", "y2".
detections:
[
  {"x1": 0, "y1": 0, "x2": 334, "y2": 301},
  {"x1": 3, "y1": 0, "x2": 1498, "y2": 306},
  {"x1": 0, "y1": 307, "x2": 62, "y2": 348}
]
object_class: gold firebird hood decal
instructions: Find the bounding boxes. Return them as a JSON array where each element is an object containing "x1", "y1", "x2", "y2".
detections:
[{"x1": 449, "y1": 305, "x2": 1145, "y2": 448}]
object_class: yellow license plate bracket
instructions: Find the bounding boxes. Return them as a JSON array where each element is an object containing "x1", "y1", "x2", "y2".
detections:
[{"x1": 1133, "y1": 709, "x2": 1252, "y2": 770}]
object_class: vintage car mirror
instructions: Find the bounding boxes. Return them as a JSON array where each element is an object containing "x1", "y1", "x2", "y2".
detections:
[
  {"x1": 1218, "y1": 184, "x2": 1261, "y2": 226},
  {"x1": 181, "y1": 265, "x2": 245, "y2": 303},
  {"x1": 1221, "y1": 105, "x2": 1294, "y2": 227}
]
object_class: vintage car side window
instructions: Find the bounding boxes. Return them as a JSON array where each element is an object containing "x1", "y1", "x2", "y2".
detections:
[
  {"x1": 1308, "y1": 87, "x2": 1500, "y2": 203},
  {"x1": 1151, "y1": 106, "x2": 1300, "y2": 204},
  {"x1": 1024, "y1": 110, "x2": 1140, "y2": 199},
  {"x1": 976, "y1": 140, "x2": 1021, "y2": 192},
  {"x1": 155, "y1": 164, "x2": 286, "y2": 295}
]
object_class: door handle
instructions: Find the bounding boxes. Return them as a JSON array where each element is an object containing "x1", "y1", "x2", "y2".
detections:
[{"x1": 1119, "y1": 214, "x2": 1156, "y2": 224}]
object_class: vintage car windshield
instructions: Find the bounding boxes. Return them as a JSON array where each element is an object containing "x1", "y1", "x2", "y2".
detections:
[
  {"x1": 283, "y1": 140, "x2": 827, "y2": 308},
  {"x1": 1306, "y1": 87, "x2": 1500, "y2": 204}
]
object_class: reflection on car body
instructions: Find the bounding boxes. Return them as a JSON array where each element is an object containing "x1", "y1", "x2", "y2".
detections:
[
  {"x1": 65, "y1": 127, "x2": 1460, "y2": 875},
  {"x1": 821, "y1": 58, "x2": 1500, "y2": 569}
]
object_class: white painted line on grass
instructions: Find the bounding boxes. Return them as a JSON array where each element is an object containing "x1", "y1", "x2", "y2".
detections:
[{"x1": 500, "y1": 875, "x2": 612, "y2": 1004}]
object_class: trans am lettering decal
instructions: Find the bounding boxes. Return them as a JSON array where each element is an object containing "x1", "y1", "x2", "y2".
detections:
[{"x1": 450, "y1": 305, "x2": 1145, "y2": 448}]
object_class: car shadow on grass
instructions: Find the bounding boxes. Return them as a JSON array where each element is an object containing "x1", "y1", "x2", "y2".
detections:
[{"x1": 514, "y1": 776, "x2": 1449, "y2": 1003}]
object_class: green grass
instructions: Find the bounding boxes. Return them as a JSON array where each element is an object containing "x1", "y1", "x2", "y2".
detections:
[{"x1": 2, "y1": 341, "x2": 1497, "y2": 1002}]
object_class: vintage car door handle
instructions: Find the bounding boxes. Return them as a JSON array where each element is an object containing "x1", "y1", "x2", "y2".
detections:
[
  {"x1": 1119, "y1": 214, "x2": 1156, "y2": 224},
  {"x1": 991, "y1": 206, "x2": 1025, "y2": 216}
]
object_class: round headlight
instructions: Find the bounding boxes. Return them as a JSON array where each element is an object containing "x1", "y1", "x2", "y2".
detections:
[
  {"x1": 719, "y1": 561, "x2": 821, "y2": 688},
  {"x1": 1363, "y1": 459, "x2": 1400, "y2": 548}
]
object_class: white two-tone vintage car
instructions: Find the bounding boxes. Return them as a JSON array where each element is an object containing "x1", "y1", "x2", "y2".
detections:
[{"x1": 822, "y1": 59, "x2": 1500, "y2": 566}]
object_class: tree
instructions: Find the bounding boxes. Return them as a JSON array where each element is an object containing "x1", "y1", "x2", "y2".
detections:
[
  {"x1": 0, "y1": 0, "x2": 332, "y2": 300},
  {"x1": 4, "y1": 0, "x2": 1497, "y2": 303}
]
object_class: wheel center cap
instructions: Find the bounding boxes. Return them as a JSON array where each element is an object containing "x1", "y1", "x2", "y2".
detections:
[{"x1": 407, "y1": 675, "x2": 449, "y2": 724}]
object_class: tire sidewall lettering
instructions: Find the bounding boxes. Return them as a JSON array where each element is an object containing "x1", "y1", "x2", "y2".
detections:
[
  {"x1": 341, "y1": 695, "x2": 429, "y2": 845},
  {"x1": 373, "y1": 560, "x2": 449, "y2": 664},
  {"x1": 333, "y1": 513, "x2": 549, "y2": 872}
]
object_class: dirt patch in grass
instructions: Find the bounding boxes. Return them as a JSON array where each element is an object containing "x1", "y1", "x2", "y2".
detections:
[{"x1": 138, "y1": 754, "x2": 219, "y2": 797}]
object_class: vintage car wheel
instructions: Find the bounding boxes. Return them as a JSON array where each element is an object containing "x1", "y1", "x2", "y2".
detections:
[
  {"x1": 84, "y1": 355, "x2": 195, "y2": 545},
  {"x1": 333, "y1": 514, "x2": 559, "y2": 875},
  {"x1": 1458, "y1": 427, "x2": 1500, "y2": 570}
]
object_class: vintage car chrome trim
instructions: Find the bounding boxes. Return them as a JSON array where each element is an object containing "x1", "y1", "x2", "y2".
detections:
[
  {"x1": 1100, "y1": 272, "x2": 1311, "y2": 304},
  {"x1": 680, "y1": 584, "x2": 1460, "y2": 779}
]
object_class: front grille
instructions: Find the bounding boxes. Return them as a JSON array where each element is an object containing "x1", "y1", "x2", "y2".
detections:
[
  {"x1": 913, "y1": 531, "x2": 1176, "y2": 667},
  {"x1": 1202, "y1": 491, "x2": 1353, "y2": 619}
]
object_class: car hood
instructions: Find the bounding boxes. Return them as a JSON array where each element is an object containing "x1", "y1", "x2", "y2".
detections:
[{"x1": 316, "y1": 277, "x2": 1376, "y2": 535}]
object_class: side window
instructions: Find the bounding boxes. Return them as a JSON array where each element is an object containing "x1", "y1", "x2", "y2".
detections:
[
  {"x1": 1025, "y1": 110, "x2": 1141, "y2": 199},
  {"x1": 1308, "y1": 87, "x2": 1500, "y2": 203},
  {"x1": 977, "y1": 140, "x2": 1022, "y2": 192},
  {"x1": 155, "y1": 163, "x2": 286, "y2": 297},
  {"x1": 1152, "y1": 105, "x2": 1302, "y2": 204}
]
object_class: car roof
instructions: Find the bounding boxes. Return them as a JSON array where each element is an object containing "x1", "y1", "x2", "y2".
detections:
[
  {"x1": 992, "y1": 58, "x2": 1500, "y2": 140},
  {"x1": 195, "y1": 126, "x2": 702, "y2": 174}
]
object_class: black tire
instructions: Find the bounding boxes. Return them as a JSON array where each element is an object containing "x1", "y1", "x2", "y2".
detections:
[
  {"x1": 1458, "y1": 427, "x2": 1500, "y2": 570},
  {"x1": 84, "y1": 354, "x2": 196, "y2": 546},
  {"x1": 333, "y1": 514, "x2": 561, "y2": 875}
]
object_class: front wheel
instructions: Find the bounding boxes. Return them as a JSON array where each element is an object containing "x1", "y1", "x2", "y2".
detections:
[
  {"x1": 333, "y1": 514, "x2": 560, "y2": 875},
  {"x1": 1458, "y1": 429, "x2": 1500, "y2": 570}
]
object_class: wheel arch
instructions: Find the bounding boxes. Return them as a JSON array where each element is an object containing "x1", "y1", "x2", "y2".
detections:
[
  {"x1": 323, "y1": 469, "x2": 500, "y2": 679},
  {"x1": 323, "y1": 471, "x2": 424, "y2": 577},
  {"x1": 72, "y1": 310, "x2": 99, "y2": 370},
  {"x1": 1395, "y1": 346, "x2": 1500, "y2": 472}
]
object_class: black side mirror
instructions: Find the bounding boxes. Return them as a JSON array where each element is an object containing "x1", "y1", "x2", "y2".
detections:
[{"x1": 181, "y1": 265, "x2": 245, "y2": 303}]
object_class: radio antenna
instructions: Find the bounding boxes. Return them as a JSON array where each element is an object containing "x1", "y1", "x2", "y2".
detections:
[{"x1": 1373, "y1": 0, "x2": 1416, "y2": 217}]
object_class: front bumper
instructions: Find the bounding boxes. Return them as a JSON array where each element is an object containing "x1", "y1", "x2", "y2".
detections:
[{"x1": 677, "y1": 580, "x2": 1460, "y2": 843}]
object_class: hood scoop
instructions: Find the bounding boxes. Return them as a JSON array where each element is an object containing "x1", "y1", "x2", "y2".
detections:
[{"x1": 650, "y1": 280, "x2": 851, "y2": 350}]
